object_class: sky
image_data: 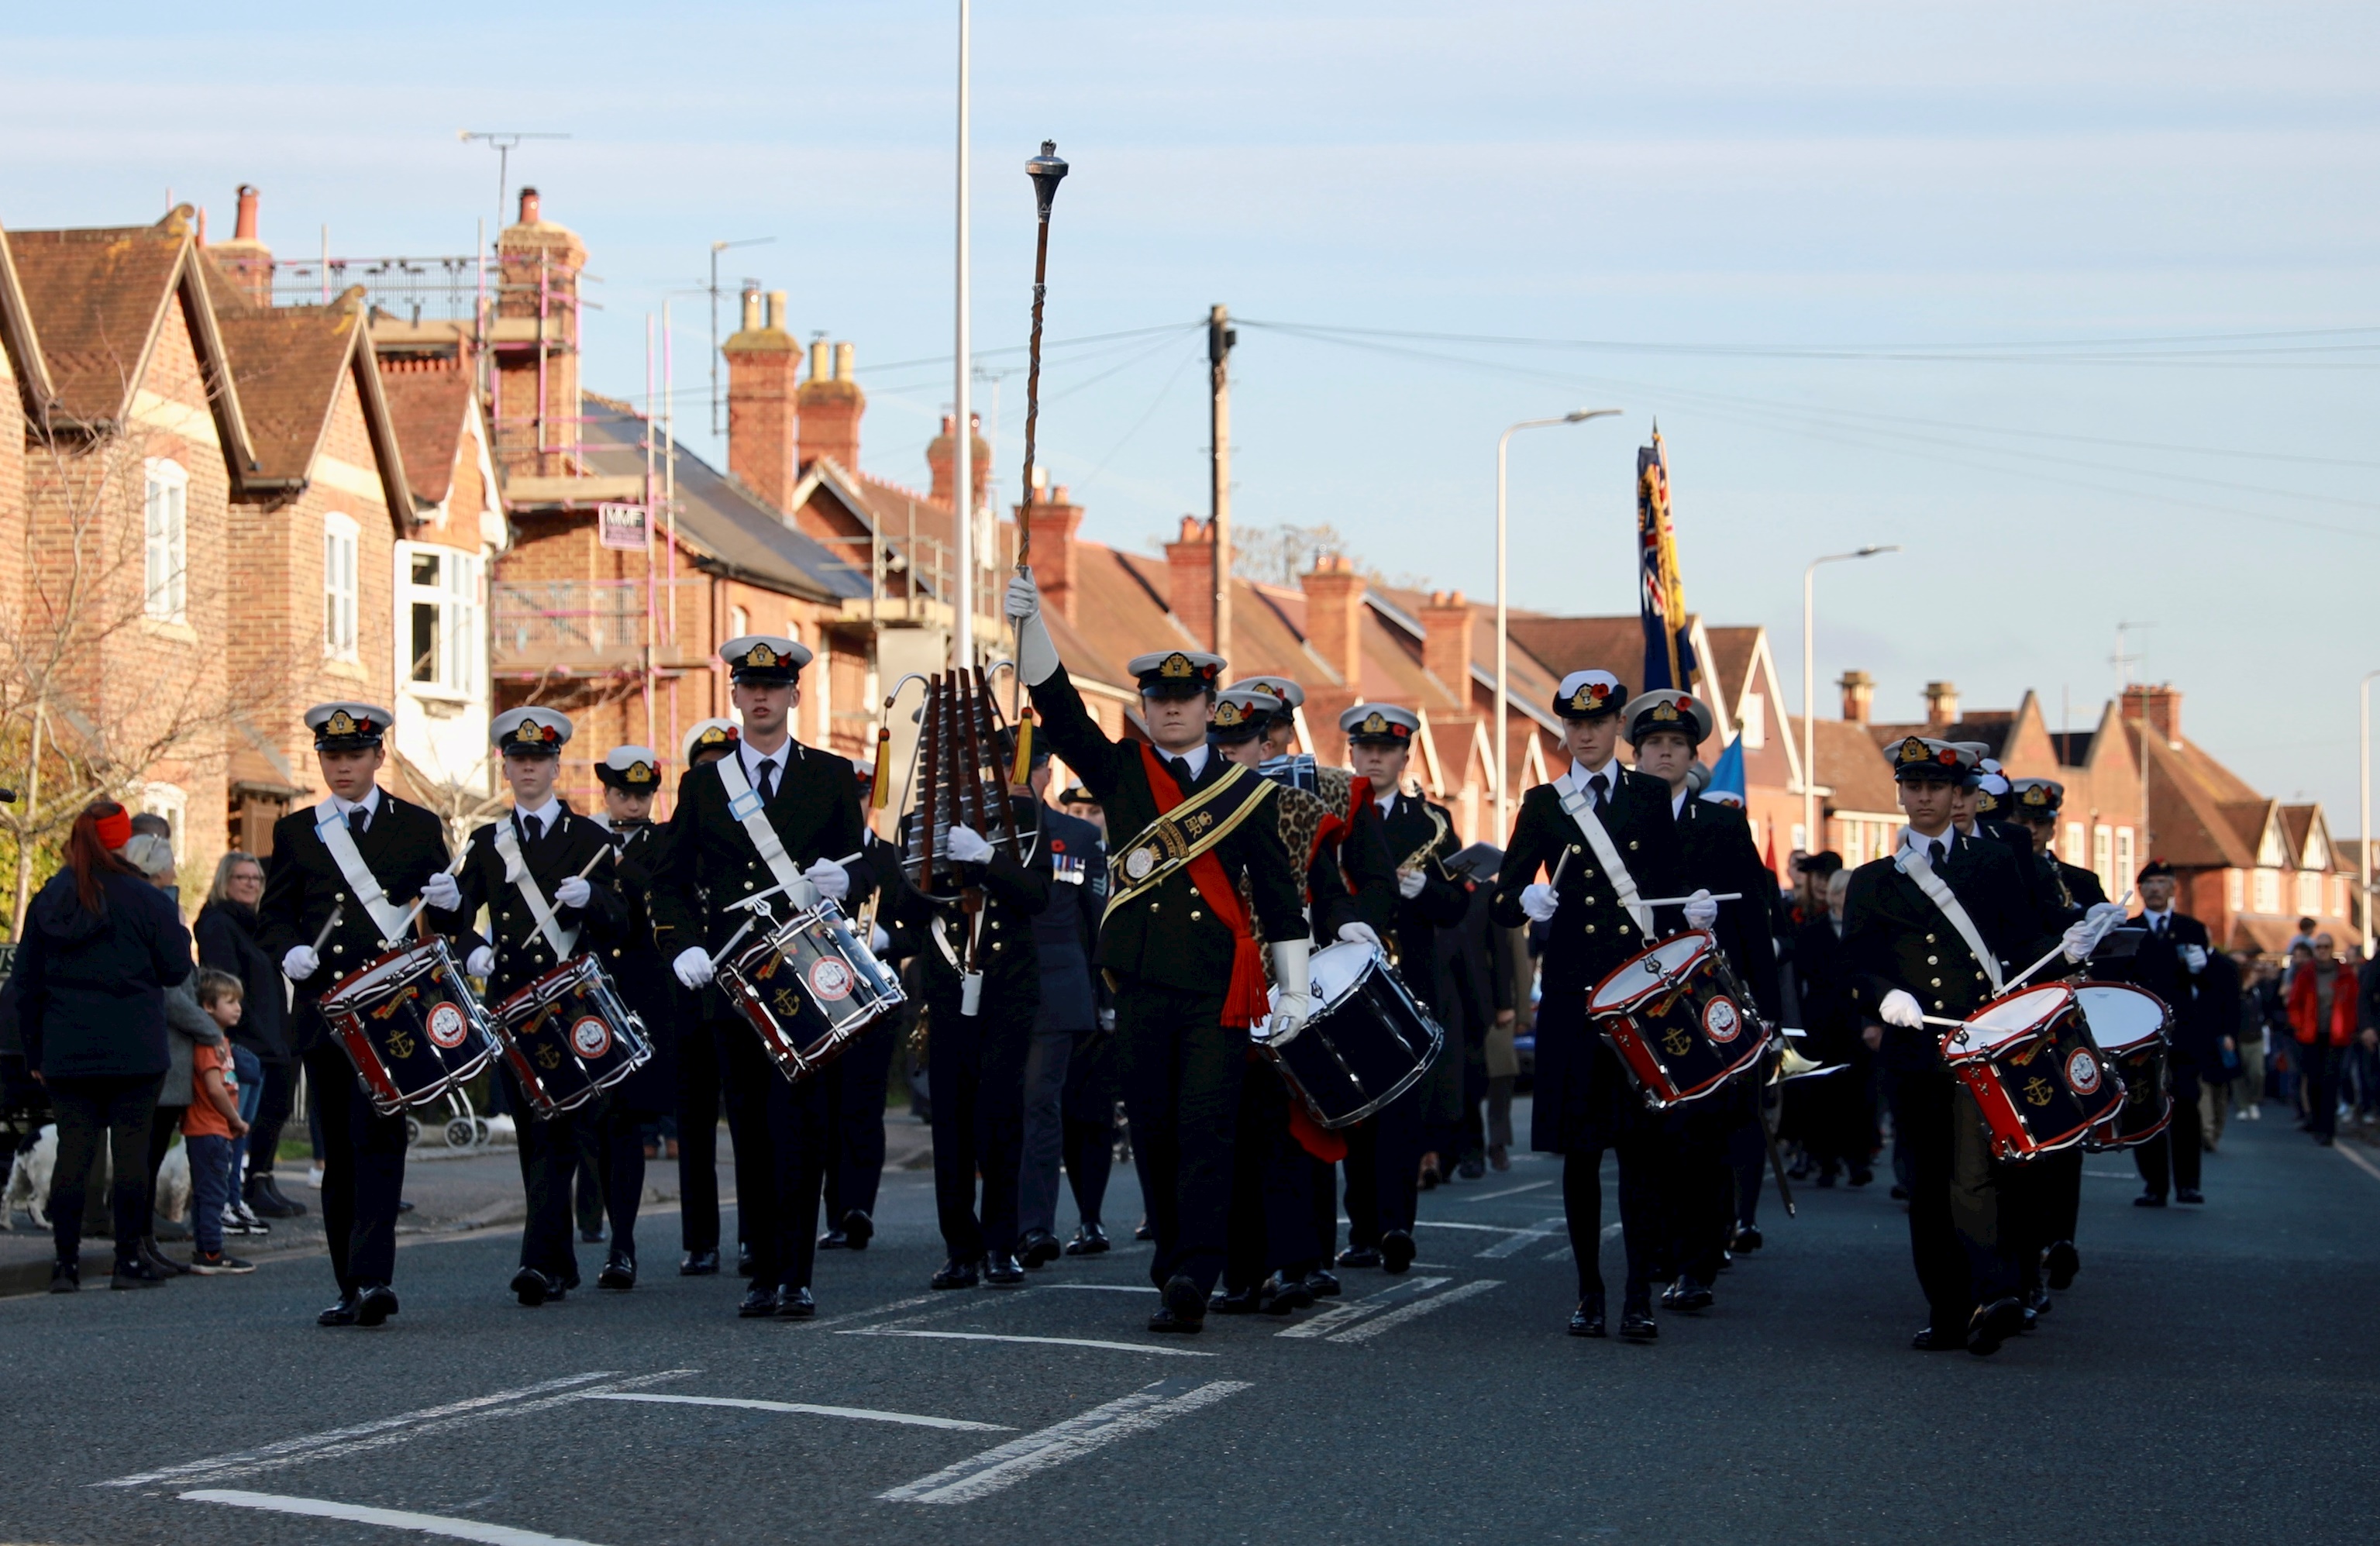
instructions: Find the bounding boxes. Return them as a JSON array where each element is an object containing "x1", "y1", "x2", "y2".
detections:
[{"x1": 5, "y1": 2, "x2": 2376, "y2": 827}]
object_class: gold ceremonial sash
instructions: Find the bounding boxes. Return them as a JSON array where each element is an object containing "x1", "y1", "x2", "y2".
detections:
[{"x1": 1102, "y1": 761, "x2": 1278, "y2": 923}]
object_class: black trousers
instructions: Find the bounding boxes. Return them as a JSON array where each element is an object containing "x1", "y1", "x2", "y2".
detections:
[
  {"x1": 2299, "y1": 1042, "x2": 2340, "y2": 1139},
  {"x1": 506, "y1": 1066, "x2": 591, "y2": 1284},
  {"x1": 1562, "y1": 1137, "x2": 1663, "y2": 1307},
  {"x1": 1896, "y1": 1069, "x2": 2016, "y2": 1331},
  {"x1": 925, "y1": 979, "x2": 1033, "y2": 1262},
  {"x1": 1657, "y1": 1103, "x2": 1737, "y2": 1286},
  {"x1": 676, "y1": 993, "x2": 724, "y2": 1255},
  {"x1": 2135, "y1": 1071, "x2": 2204, "y2": 1196},
  {"x1": 825, "y1": 1017, "x2": 899, "y2": 1225},
  {"x1": 1062, "y1": 1029, "x2": 1120, "y2": 1228},
  {"x1": 1224, "y1": 1067, "x2": 1324, "y2": 1291},
  {"x1": 712, "y1": 1017, "x2": 829, "y2": 1291},
  {"x1": 1118, "y1": 983, "x2": 1245, "y2": 1295},
  {"x1": 245, "y1": 1057, "x2": 298, "y2": 1177},
  {"x1": 2002, "y1": 1146, "x2": 2082, "y2": 1290},
  {"x1": 45, "y1": 1074, "x2": 161, "y2": 1262},
  {"x1": 301, "y1": 1036, "x2": 408, "y2": 1292},
  {"x1": 1341, "y1": 1083, "x2": 1424, "y2": 1248}
]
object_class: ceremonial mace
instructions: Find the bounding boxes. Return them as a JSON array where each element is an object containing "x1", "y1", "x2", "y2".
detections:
[{"x1": 1008, "y1": 139, "x2": 1068, "y2": 783}]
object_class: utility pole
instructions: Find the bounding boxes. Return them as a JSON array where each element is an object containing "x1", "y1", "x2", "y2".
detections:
[{"x1": 1208, "y1": 304, "x2": 1235, "y2": 660}]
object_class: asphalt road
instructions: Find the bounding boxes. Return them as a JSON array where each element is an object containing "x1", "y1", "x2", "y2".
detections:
[{"x1": 7, "y1": 1103, "x2": 2378, "y2": 1546}]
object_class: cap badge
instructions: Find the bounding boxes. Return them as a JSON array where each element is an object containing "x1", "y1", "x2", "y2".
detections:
[
  {"x1": 747, "y1": 642, "x2": 779, "y2": 669},
  {"x1": 1570, "y1": 682, "x2": 1609, "y2": 711},
  {"x1": 326, "y1": 710, "x2": 357, "y2": 737},
  {"x1": 1652, "y1": 701, "x2": 1679, "y2": 721},
  {"x1": 1897, "y1": 737, "x2": 1929, "y2": 763},
  {"x1": 1159, "y1": 652, "x2": 1193, "y2": 680},
  {"x1": 627, "y1": 761, "x2": 655, "y2": 784},
  {"x1": 515, "y1": 719, "x2": 546, "y2": 743},
  {"x1": 1362, "y1": 711, "x2": 1387, "y2": 735},
  {"x1": 1214, "y1": 701, "x2": 1246, "y2": 728}
]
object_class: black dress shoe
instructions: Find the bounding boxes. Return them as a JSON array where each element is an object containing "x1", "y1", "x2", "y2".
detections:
[
  {"x1": 842, "y1": 1210, "x2": 874, "y2": 1250},
  {"x1": 1134, "y1": 1217, "x2": 1154, "y2": 1241},
  {"x1": 2019, "y1": 1305, "x2": 2040, "y2": 1334},
  {"x1": 680, "y1": 1248, "x2": 720, "y2": 1276},
  {"x1": 48, "y1": 1260, "x2": 79, "y2": 1294},
  {"x1": 1063, "y1": 1224, "x2": 1111, "y2": 1256},
  {"x1": 931, "y1": 1258, "x2": 982, "y2": 1290},
  {"x1": 1669, "y1": 1276, "x2": 1714, "y2": 1312},
  {"x1": 1210, "y1": 1283, "x2": 1265, "y2": 1314},
  {"x1": 2134, "y1": 1193, "x2": 2168, "y2": 1208},
  {"x1": 1569, "y1": 1299, "x2": 1607, "y2": 1338},
  {"x1": 598, "y1": 1255, "x2": 636, "y2": 1291},
  {"x1": 1379, "y1": 1230, "x2": 1416, "y2": 1274},
  {"x1": 1732, "y1": 1225, "x2": 1764, "y2": 1252},
  {"x1": 318, "y1": 1292, "x2": 359, "y2": 1326},
  {"x1": 1147, "y1": 1306, "x2": 1203, "y2": 1334},
  {"x1": 247, "y1": 1176, "x2": 304, "y2": 1219},
  {"x1": 1968, "y1": 1296, "x2": 2024, "y2": 1357},
  {"x1": 511, "y1": 1266, "x2": 554, "y2": 1307},
  {"x1": 1261, "y1": 1275, "x2": 1314, "y2": 1314},
  {"x1": 579, "y1": 1226, "x2": 605, "y2": 1245},
  {"x1": 142, "y1": 1238, "x2": 191, "y2": 1276},
  {"x1": 2044, "y1": 1239, "x2": 2080, "y2": 1291},
  {"x1": 396, "y1": 1200, "x2": 415, "y2": 1214},
  {"x1": 1018, "y1": 1230, "x2": 1063, "y2": 1269},
  {"x1": 1157, "y1": 1275, "x2": 1207, "y2": 1331},
  {"x1": 1456, "y1": 1155, "x2": 1486, "y2": 1180},
  {"x1": 818, "y1": 1228, "x2": 849, "y2": 1250},
  {"x1": 354, "y1": 1284, "x2": 399, "y2": 1327},
  {"x1": 1304, "y1": 1269, "x2": 1341, "y2": 1298},
  {"x1": 1336, "y1": 1245, "x2": 1382, "y2": 1269},
  {"x1": 1619, "y1": 1306, "x2": 1658, "y2": 1341},
  {"x1": 1848, "y1": 1166, "x2": 1875, "y2": 1187},
  {"x1": 738, "y1": 1286, "x2": 780, "y2": 1317},
  {"x1": 985, "y1": 1252, "x2": 1025, "y2": 1286},
  {"x1": 1889, "y1": 1183, "x2": 1910, "y2": 1200},
  {"x1": 736, "y1": 1242, "x2": 756, "y2": 1276},
  {"x1": 1910, "y1": 1325, "x2": 1966, "y2": 1351},
  {"x1": 775, "y1": 1286, "x2": 815, "y2": 1319},
  {"x1": 2176, "y1": 1187, "x2": 2205, "y2": 1204},
  {"x1": 2024, "y1": 1286, "x2": 2052, "y2": 1316}
]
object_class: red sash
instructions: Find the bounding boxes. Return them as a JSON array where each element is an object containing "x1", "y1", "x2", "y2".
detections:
[{"x1": 1138, "y1": 743, "x2": 1271, "y2": 1028}]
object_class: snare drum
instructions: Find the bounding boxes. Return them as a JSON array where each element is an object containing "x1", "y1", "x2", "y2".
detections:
[
  {"x1": 1940, "y1": 984, "x2": 2124, "y2": 1162},
  {"x1": 717, "y1": 898, "x2": 905, "y2": 1084},
  {"x1": 2076, "y1": 982, "x2": 2172, "y2": 1151},
  {"x1": 317, "y1": 938, "x2": 498, "y2": 1115},
  {"x1": 1263, "y1": 940, "x2": 1443, "y2": 1128},
  {"x1": 491, "y1": 955, "x2": 654, "y2": 1121},
  {"x1": 1586, "y1": 931, "x2": 1772, "y2": 1108}
]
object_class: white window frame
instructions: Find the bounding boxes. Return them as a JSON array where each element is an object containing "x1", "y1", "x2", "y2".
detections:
[
  {"x1": 1737, "y1": 692, "x2": 1765, "y2": 750},
  {"x1": 398, "y1": 542, "x2": 485, "y2": 697},
  {"x1": 140, "y1": 782, "x2": 188, "y2": 865},
  {"x1": 2093, "y1": 826, "x2": 2113, "y2": 897},
  {"x1": 323, "y1": 512, "x2": 360, "y2": 661},
  {"x1": 2114, "y1": 828, "x2": 2136, "y2": 896},
  {"x1": 2252, "y1": 868, "x2": 2280, "y2": 914},
  {"x1": 2296, "y1": 870, "x2": 2323, "y2": 918},
  {"x1": 2064, "y1": 821, "x2": 2086, "y2": 867},
  {"x1": 143, "y1": 459, "x2": 188, "y2": 623},
  {"x1": 2226, "y1": 869, "x2": 2244, "y2": 914}
]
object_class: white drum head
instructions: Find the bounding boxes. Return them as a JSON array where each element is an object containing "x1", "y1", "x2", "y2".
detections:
[
  {"x1": 1274, "y1": 939, "x2": 1378, "y2": 1016},
  {"x1": 1958, "y1": 985, "x2": 2072, "y2": 1055},
  {"x1": 1588, "y1": 931, "x2": 1712, "y2": 1014},
  {"x1": 2076, "y1": 983, "x2": 2166, "y2": 1053}
]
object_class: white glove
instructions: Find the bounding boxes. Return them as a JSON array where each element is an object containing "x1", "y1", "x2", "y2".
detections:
[
  {"x1": 869, "y1": 924, "x2": 892, "y2": 955},
  {"x1": 804, "y1": 856, "x2": 851, "y2": 902},
  {"x1": 1683, "y1": 887, "x2": 1720, "y2": 930},
  {"x1": 421, "y1": 870, "x2": 462, "y2": 912},
  {"x1": 2182, "y1": 943, "x2": 2208, "y2": 973},
  {"x1": 1519, "y1": 883, "x2": 1559, "y2": 924},
  {"x1": 1337, "y1": 921, "x2": 1383, "y2": 952},
  {"x1": 1397, "y1": 869, "x2": 1427, "y2": 900},
  {"x1": 554, "y1": 875, "x2": 592, "y2": 910},
  {"x1": 1264, "y1": 938, "x2": 1313, "y2": 1046},
  {"x1": 467, "y1": 945, "x2": 497, "y2": 978},
  {"x1": 2061, "y1": 919, "x2": 2097, "y2": 963},
  {"x1": 1005, "y1": 570, "x2": 1061, "y2": 685},
  {"x1": 673, "y1": 945, "x2": 715, "y2": 989},
  {"x1": 1878, "y1": 989, "x2": 1924, "y2": 1029},
  {"x1": 281, "y1": 945, "x2": 319, "y2": 982},
  {"x1": 945, "y1": 824, "x2": 994, "y2": 864}
]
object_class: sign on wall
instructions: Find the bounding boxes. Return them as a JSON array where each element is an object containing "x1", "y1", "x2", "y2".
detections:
[{"x1": 598, "y1": 502, "x2": 650, "y2": 551}]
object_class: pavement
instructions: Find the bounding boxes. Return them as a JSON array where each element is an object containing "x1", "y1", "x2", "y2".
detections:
[{"x1": 3, "y1": 1097, "x2": 2378, "y2": 1545}]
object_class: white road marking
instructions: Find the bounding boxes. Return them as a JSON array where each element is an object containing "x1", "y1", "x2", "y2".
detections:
[
  {"x1": 843, "y1": 1329, "x2": 1214, "y2": 1358},
  {"x1": 1603, "y1": 1222, "x2": 1623, "y2": 1239},
  {"x1": 181, "y1": 1489, "x2": 607, "y2": 1546},
  {"x1": 1410, "y1": 1219, "x2": 1521, "y2": 1233},
  {"x1": 807, "y1": 1292, "x2": 942, "y2": 1331},
  {"x1": 1543, "y1": 1246, "x2": 1573, "y2": 1263},
  {"x1": 102, "y1": 1373, "x2": 623, "y2": 1488},
  {"x1": 1327, "y1": 1279, "x2": 1503, "y2": 1343},
  {"x1": 1275, "y1": 1276, "x2": 1450, "y2": 1339},
  {"x1": 1459, "y1": 1179, "x2": 1554, "y2": 1203},
  {"x1": 1032, "y1": 1283, "x2": 1160, "y2": 1293},
  {"x1": 880, "y1": 1377, "x2": 1251, "y2": 1504},
  {"x1": 2332, "y1": 1142, "x2": 2380, "y2": 1186},
  {"x1": 587, "y1": 1393, "x2": 1007, "y2": 1432},
  {"x1": 1476, "y1": 1219, "x2": 1568, "y2": 1258}
]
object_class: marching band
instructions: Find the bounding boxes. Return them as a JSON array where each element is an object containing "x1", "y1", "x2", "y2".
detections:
[{"x1": 268, "y1": 595, "x2": 2195, "y2": 1361}]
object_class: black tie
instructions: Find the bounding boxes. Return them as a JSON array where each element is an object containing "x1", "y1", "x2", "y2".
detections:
[
  {"x1": 348, "y1": 805, "x2": 368, "y2": 836},
  {"x1": 522, "y1": 814, "x2": 542, "y2": 844},
  {"x1": 1166, "y1": 756, "x2": 1195, "y2": 792},
  {"x1": 756, "y1": 759, "x2": 777, "y2": 804},
  {"x1": 1932, "y1": 839, "x2": 1948, "y2": 867},
  {"x1": 2153, "y1": 914, "x2": 2166, "y2": 939},
  {"x1": 1590, "y1": 773, "x2": 1610, "y2": 814}
]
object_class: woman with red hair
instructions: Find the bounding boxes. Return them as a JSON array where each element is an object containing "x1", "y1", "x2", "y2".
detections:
[{"x1": 10, "y1": 800, "x2": 195, "y2": 1289}]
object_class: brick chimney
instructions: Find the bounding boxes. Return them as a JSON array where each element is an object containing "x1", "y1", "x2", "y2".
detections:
[
  {"x1": 1164, "y1": 515, "x2": 1218, "y2": 649},
  {"x1": 1300, "y1": 553, "x2": 1367, "y2": 690},
  {"x1": 797, "y1": 339, "x2": 864, "y2": 473},
  {"x1": 1839, "y1": 669, "x2": 1874, "y2": 725},
  {"x1": 1021, "y1": 486, "x2": 1084, "y2": 625},
  {"x1": 1924, "y1": 680, "x2": 1959, "y2": 730},
  {"x1": 926, "y1": 412, "x2": 992, "y2": 513},
  {"x1": 2130, "y1": 682, "x2": 2180, "y2": 744},
  {"x1": 493, "y1": 186, "x2": 587, "y2": 478},
  {"x1": 1419, "y1": 591, "x2": 1472, "y2": 694},
  {"x1": 723, "y1": 286, "x2": 801, "y2": 511},
  {"x1": 210, "y1": 183, "x2": 274, "y2": 307}
]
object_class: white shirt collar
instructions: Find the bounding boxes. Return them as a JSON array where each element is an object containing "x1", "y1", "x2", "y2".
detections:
[
  {"x1": 1170, "y1": 743, "x2": 1211, "y2": 779},
  {"x1": 739, "y1": 740, "x2": 790, "y2": 782},
  {"x1": 514, "y1": 794, "x2": 563, "y2": 829},
  {"x1": 331, "y1": 787, "x2": 383, "y2": 820},
  {"x1": 1376, "y1": 789, "x2": 1399, "y2": 818},
  {"x1": 1897, "y1": 825, "x2": 1956, "y2": 857},
  {"x1": 1569, "y1": 757, "x2": 1617, "y2": 789},
  {"x1": 1670, "y1": 787, "x2": 1690, "y2": 818},
  {"x1": 2143, "y1": 905, "x2": 2174, "y2": 922}
]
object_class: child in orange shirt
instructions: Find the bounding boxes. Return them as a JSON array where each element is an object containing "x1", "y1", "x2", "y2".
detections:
[{"x1": 186, "y1": 971, "x2": 255, "y2": 1274}]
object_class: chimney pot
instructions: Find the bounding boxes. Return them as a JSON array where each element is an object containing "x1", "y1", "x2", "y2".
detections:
[
  {"x1": 1022, "y1": 485, "x2": 1085, "y2": 624},
  {"x1": 809, "y1": 339, "x2": 831, "y2": 383},
  {"x1": 1839, "y1": 669, "x2": 1874, "y2": 726},
  {"x1": 1165, "y1": 518, "x2": 1220, "y2": 646},
  {"x1": 1300, "y1": 554, "x2": 1369, "y2": 697},
  {"x1": 740, "y1": 287, "x2": 761, "y2": 333},
  {"x1": 518, "y1": 187, "x2": 540, "y2": 225},
  {"x1": 834, "y1": 341, "x2": 855, "y2": 382},
  {"x1": 233, "y1": 184, "x2": 259, "y2": 243},
  {"x1": 1924, "y1": 680, "x2": 1959, "y2": 730},
  {"x1": 1052, "y1": 485, "x2": 1067, "y2": 503},
  {"x1": 766, "y1": 290, "x2": 787, "y2": 332},
  {"x1": 1419, "y1": 590, "x2": 1472, "y2": 694}
]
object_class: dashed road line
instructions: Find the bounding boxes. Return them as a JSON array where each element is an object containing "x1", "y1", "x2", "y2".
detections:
[
  {"x1": 1475, "y1": 1218, "x2": 1567, "y2": 1258},
  {"x1": 1459, "y1": 1179, "x2": 1554, "y2": 1203},
  {"x1": 1327, "y1": 1279, "x2": 1503, "y2": 1343},
  {"x1": 2333, "y1": 1141, "x2": 2380, "y2": 1186},
  {"x1": 842, "y1": 1328, "x2": 1215, "y2": 1357},
  {"x1": 807, "y1": 1292, "x2": 942, "y2": 1331},
  {"x1": 1032, "y1": 1283, "x2": 1161, "y2": 1293},
  {"x1": 1275, "y1": 1276, "x2": 1450, "y2": 1339},
  {"x1": 880, "y1": 1377, "x2": 1251, "y2": 1504},
  {"x1": 587, "y1": 1393, "x2": 1009, "y2": 1431},
  {"x1": 1411, "y1": 1219, "x2": 1523, "y2": 1233},
  {"x1": 181, "y1": 1488, "x2": 607, "y2": 1545}
]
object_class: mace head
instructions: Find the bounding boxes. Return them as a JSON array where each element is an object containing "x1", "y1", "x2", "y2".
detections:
[{"x1": 1027, "y1": 139, "x2": 1069, "y2": 219}]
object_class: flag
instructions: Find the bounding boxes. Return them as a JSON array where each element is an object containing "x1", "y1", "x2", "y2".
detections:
[
  {"x1": 1700, "y1": 735, "x2": 1746, "y2": 808},
  {"x1": 1636, "y1": 425, "x2": 1697, "y2": 693}
]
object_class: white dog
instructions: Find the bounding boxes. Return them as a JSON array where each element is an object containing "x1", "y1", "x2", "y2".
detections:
[{"x1": 3, "y1": 1125, "x2": 188, "y2": 1229}]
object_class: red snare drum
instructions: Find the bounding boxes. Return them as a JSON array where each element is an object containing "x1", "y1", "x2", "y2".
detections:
[
  {"x1": 2076, "y1": 982, "x2": 2172, "y2": 1151},
  {"x1": 317, "y1": 939, "x2": 498, "y2": 1115},
  {"x1": 1940, "y1": 984, "x2": 2123, "y2": 1162},
  {"x1": 491, "y1": 955, "x2": 653, "y2": 1121},
  {"x1": 716, "y1": 899, "x2": 906, "y2": 1085},
  {"x1": 1586, "y1": 930, "x2": 1772, "y2": 1109}
]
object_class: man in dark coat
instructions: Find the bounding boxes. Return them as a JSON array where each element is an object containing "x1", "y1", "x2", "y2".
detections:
[
  {"x1": 2109, "y1": 859, "x2": 2216, "y2": 1205},
  {"x1": 1014, "y1": 743, "x2": 1113, "y2": 1265},
  {"x1": 819, "y1": 758, "x2": 914, "y2": 1255},
  {"x1": 588, "y1": 743, "x2": 677, "y2": 1287}
]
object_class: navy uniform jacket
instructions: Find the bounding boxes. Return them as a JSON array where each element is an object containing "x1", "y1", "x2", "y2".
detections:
[
  {"x1": 2108, "y1": 910, "x2": 2218, "y2": 1074},
  {"x1": 598, "y1": 818, "x2": 677, "y2": 1110},
  {"x1": 1026, "y1": 665, "x2": 1306, "y2": 993},
  {"x1": 434, "y1": 806, "x2": 626, "y2": 1004},
  {"x1": 1673, "y1": 794, "x2": 1783, "y2": 1021},
  {"x1": 1489, "y1": 766, "x2": 1685, "y2": 1152},
  {"x1": 1031, "y1": 804, "x2": 1108, "y2": 1032},
  {"x1": 1375, "y1": 792, "x2": 1469, "y2": 963},
  {"x1": 1841, "y1": 829, "x2": 2055, "y2": 1075},
  {"x1": 259, "y1": 791, "x2": 452, "y2": 1046},
  {"x1": 649, "y1": 741, "x2": 879, "y2": 966},
  {"x1": 894, "y1": 794, "x2": 1055, "y2": 997},
  {"x1": 1311, "y1": 799, "x2": 1400, "y2": 947}
]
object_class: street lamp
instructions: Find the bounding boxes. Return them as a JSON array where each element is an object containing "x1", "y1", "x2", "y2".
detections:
[
  {"x1": 1496, "y1": 408, "x2": 1621, "y2": 838},
  {"x1": 1801, "y1": 545, "x2": 1900, "y2": 856},
  {"x1": 2362, "y1": 670, "x2": 2380, "y2": 945}
]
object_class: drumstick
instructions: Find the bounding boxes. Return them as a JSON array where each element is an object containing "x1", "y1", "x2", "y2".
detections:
[
  {"x1": 309, "y1": 902, "x2": 345, "y2": 953},
  {"x1": 1633, "y1": 891, "x2": 1745, "y2": 907},
  {"x1": 389, "y1": 848, "x2": 470, "y2": 939},
  {"x1": 2004, "y1": 886, "x2": 2137, "y2": 992}
]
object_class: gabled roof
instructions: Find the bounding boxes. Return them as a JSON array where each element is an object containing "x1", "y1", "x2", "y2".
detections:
[
  {"x1": 376, "y1": 351, "x2": 479, "y2": 507},
  {"x1": 2129, "y1": 724, "x2": 2260, "y2": 870},
  {"x1": 0, "y1": 217, "x2": 57, "y2": 415},
  {"x1": 2051, "y1": 730, "x2": 2096, "y2": 766},
  {"x1": 1815, "y1": 718, "x2": 1903, "y2": 814}
]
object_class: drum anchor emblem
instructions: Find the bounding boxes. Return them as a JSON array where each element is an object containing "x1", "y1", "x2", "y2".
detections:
[
  {"x1": 1661, "y1": 1024, "x2": 1693, "y2": 1058},
  {"x1": 384, "y1": 1026, "x2": 418, "y2": 1060},
  {"x1": 2021, "y1": 1075, "x2": 2054, "y2": 1107}
]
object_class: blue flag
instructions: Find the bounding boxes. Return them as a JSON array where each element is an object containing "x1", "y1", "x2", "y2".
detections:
[
  {"x1": 1700, "y1": 735, "x2": 1747, "y2": 808},
  {"x1": 1637, "y1": 426, "x2": 1697, "y2": 693}
]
